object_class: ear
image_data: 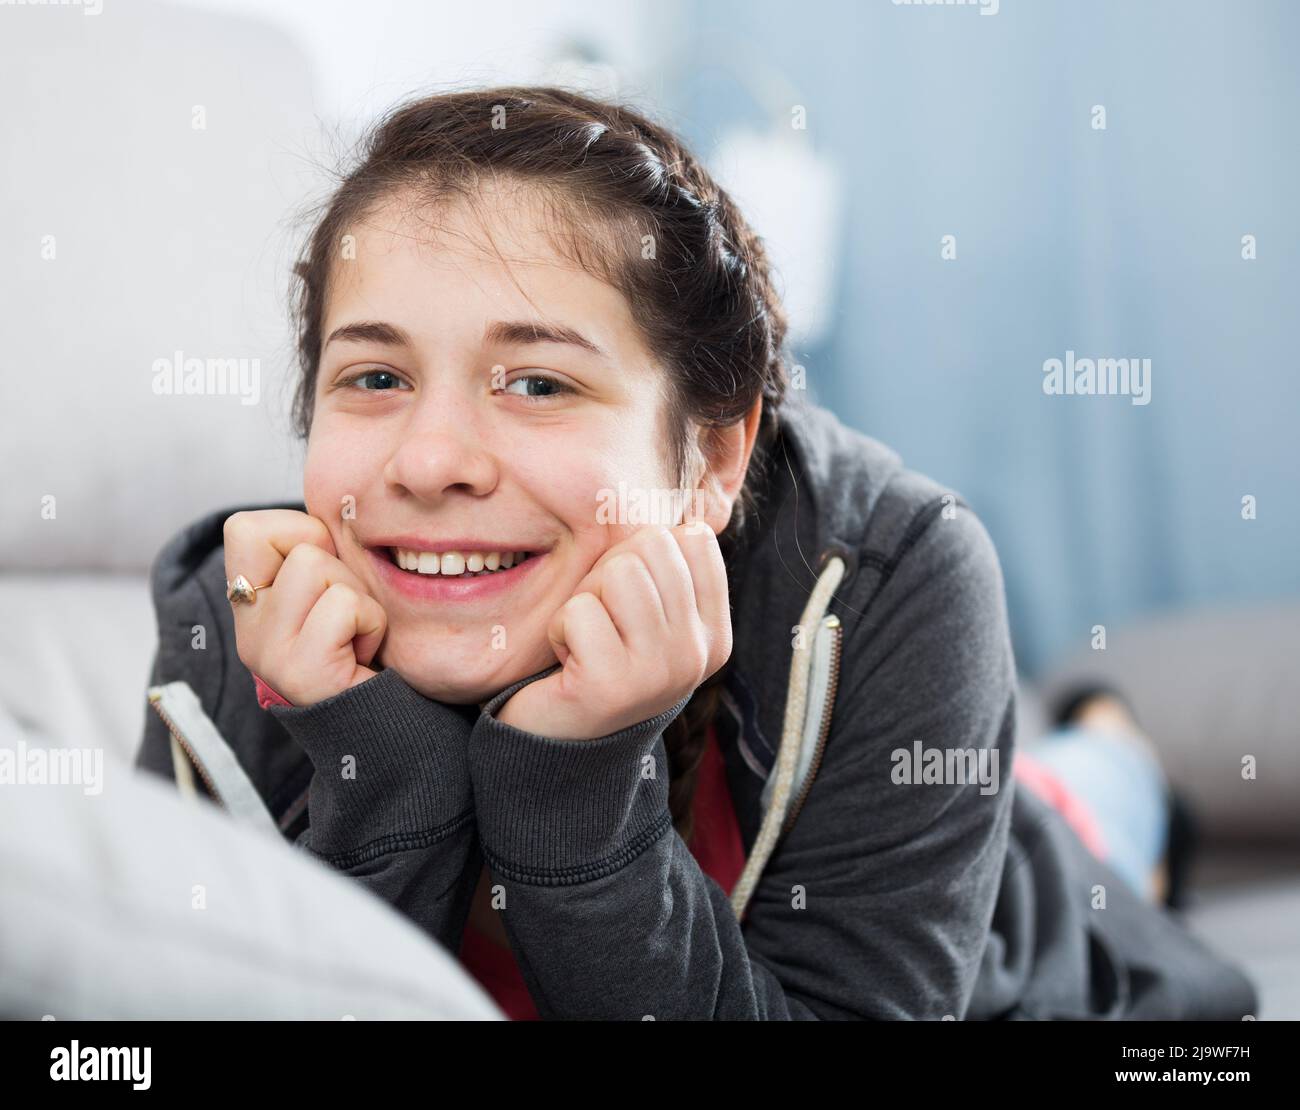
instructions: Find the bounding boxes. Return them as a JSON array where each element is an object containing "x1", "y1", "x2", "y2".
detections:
[{"x1": 695, "y1": 397, "x2": 763, "y2": 534}]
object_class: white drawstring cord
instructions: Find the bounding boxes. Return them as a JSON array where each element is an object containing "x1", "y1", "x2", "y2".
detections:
[{"x1": 729, "y1": 555, "x2": 845, "y2": 921}]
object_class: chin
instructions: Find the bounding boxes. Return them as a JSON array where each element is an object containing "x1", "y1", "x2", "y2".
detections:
[{"x1": 378, "y1": 638, "x2": 550, "y2": 707}]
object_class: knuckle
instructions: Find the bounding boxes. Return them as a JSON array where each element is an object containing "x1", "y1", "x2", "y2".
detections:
[
  {"x1": 684, "y1": 518, "x2": 718, "y2": 548},
  {"x1": 641, "y1": 526, "x2": 674, "y2": 558},
  {"x1": 688, "y1": 638, "x2": 710, "y2": 677},
  {"x1": 323, "y1": 581, "x2": 355, "y2": 604},
  {"x1": 234, "y1": 633, "x2": 259, "y2": 672},
  {"x1": 283, "y1": 541, "x2": 322, "y2": 571},
  {"x1": 568, "y1": 590, "x2": 599, "y2": 614},
  {"x1": 303, "y1": 513, "x2": 332, "y2": 544},
  {"x1": 223, "y1": 511, "x2": 252, "y2": 545},
  {"x1": 604, "y1": 551, "x2": 640, "y2": 580}
]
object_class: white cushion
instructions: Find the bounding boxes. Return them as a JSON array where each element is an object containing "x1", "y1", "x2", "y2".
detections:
[
  {"x1": 0, "y1": 2, "x2": 312, "y2": 573},
  {"x1": 0, "y1": 747, "x2": 502, "y2": 1020},
  {"x1": 0, "y1": 575, "x2": 156, "y2": 767}
]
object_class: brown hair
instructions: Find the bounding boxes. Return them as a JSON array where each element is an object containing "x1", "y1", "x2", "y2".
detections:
[{"x1": 290, "y1": 86, "x2": 789, "y2": 843}]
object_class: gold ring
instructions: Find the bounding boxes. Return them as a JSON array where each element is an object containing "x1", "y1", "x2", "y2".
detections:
[{"x1": 226, "y1": 574, "x2": 275, "y2": 605}]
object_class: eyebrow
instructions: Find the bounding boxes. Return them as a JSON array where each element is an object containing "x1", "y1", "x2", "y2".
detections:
[
  {"x1": 324, "y1": 318, "x2": 605, "y2": 358},
  {"x1": 483, "y1": 319, "x2": 606, "y2": 358},
  {"x1": 324, "y1": 320, "x2": 412, "y2": 348}
]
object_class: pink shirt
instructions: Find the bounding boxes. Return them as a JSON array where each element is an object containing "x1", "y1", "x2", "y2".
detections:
[
  {"x1": 1012, "y1": 752, "x2": 1108, "y2": 860},
  {"x1": 253, "y1": 674, "x2": 292, "y2": 710}
]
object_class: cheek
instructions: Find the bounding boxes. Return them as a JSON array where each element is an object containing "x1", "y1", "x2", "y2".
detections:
[
  {"x1": 517, "y1": 425, "x2": 680, "y2": 577},
  {"x1": 301, "y1": 432, "x2": 377, "y2": 567},
  {"x1": 301, "y1": 436, "x2": 346, "y2": 523},
  {"x1": 302, "y1": 419, "x2": 389, "y2": 519},
  {"x1": 515, "y1": 453, "x2": 608, "y2": 565}
]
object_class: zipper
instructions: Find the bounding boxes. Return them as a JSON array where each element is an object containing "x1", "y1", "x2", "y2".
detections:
[
  {"x1": 781, "y1": 614, "x2": 842, "y2": 838},
  {"x1": 148, "y1": 689, "x2": 221, "y2": 804}
]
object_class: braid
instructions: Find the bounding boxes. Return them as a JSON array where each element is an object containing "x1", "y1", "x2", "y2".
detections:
[{"x1": 665, "y1": 665, "x2": 728, "y2": 845}]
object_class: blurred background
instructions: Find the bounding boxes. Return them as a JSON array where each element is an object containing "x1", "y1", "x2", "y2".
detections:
[{"x1": 1, "y1": 0, "x2": 1297, "y2": 1014}]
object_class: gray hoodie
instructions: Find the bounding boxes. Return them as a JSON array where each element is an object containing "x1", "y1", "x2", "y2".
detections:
[{"x1": 135, "y1": 394, "x2": 1258, "y2": 1020}]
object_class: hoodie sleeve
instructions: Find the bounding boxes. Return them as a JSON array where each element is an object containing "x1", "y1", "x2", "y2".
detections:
[
  {"x1": 467, "y1": 687, "x2": 714, "y2": 1019},
  {"x1": 465, "y1": 498, "x2": 1016, "y2": 1020},
  {"x1": 266, "y1": 667, "x2": 482, "y2": 956}
]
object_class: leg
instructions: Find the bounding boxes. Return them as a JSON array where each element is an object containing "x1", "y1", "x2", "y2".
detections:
[{"x1": 1028, "y1": 694, "x2": 1172, "y2": 904}]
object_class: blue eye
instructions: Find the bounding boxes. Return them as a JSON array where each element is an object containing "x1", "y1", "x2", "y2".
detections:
[
  {"x1": 343, "y1": 369, "x2": 409, "y2": 391},
  {"x1": 500, "y1": 374, "x2": 574, "y2": 400}
]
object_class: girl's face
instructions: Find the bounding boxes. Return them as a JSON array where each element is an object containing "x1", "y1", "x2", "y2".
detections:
[{"x1": 304, "y1": 186, "x2": 710, "y2": 704}]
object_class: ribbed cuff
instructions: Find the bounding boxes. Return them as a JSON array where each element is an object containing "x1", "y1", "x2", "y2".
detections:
[
  {"x1": 468, "y1": 668, "x2": 690, "y2": 885},
  {"x1": 268, "y1": 667, "x2": 475, "y2": 860}
]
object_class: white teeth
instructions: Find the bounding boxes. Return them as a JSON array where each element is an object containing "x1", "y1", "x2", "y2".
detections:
[{"x1": 389, "y1": 547, "x2": 533, "y2": 577}]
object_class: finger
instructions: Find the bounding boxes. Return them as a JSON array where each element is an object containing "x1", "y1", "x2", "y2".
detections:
[
  {"x1": 297, "y1": 582, "x2": 385, "y2": 670},
  {"x1": 345, "y1": 590, "x2": 384, "y2": 670},
  {"x1": 351, "y1": 594, "x2": 388, "y2": 666},
  {"x1": 624, "y1": 525, "x2": 698, "y2": 632},
  {"x1": 582, "y1": 551, "x2": 667, "y2": 651},
  {"x1": 262, "y1": 542, "x2": 373, "y2": 642},
  {"x1": 547, "y1": 591, "x2": 623, "y2": 675},
  {"x1": 223, "y1": 510, "x2": 336, "y2": 598},
  {"x1": 574, "y1": 526, "x2": 691, "y2": 630},
  {"x1": 669, "y1": 521, "x2": 732, "y2": 675}
]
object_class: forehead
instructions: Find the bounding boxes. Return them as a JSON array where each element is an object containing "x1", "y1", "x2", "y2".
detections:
[{"x1": 324, "y1": 181, "x2": 641, "y2": 351}]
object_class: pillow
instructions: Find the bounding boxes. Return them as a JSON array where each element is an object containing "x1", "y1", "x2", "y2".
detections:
[{"x1": 0, "y1": 758, "x2": 503, "y2": 1020}]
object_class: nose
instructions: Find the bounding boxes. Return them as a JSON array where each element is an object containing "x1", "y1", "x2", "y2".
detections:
[{"x1": 382, "y1": 381, "x2": 499, "y2": 501}]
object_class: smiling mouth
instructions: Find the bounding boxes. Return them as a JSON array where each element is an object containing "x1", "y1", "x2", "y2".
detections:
[{"x1": 386, "y1": 546, "x2": 537, "y2": 579}]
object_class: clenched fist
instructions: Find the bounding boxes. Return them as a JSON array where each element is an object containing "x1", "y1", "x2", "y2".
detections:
[
  {"x1": 495, "y1": 522, "x2": 733, "y2": 740},
  {"x1": 223, "y1": 509, "x2": 388, "y2": 707}
]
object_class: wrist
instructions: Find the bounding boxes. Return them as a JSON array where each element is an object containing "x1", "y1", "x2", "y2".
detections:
[
  {"x1": 468, "y1": 692, "x2": 689, "y2": 881},
  {"x1": 267, "y1": 667, "x2": 475, "y2": 858}
]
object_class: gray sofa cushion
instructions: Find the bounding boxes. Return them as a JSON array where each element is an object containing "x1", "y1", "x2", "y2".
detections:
[{"x1": 1038, "y1": 602, "x2": 1300, "y2": 842}]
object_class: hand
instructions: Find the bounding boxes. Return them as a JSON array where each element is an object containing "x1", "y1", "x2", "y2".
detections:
[
  {"x1": 495, "y1": 522, "x2": 732, "y2": 740},
  {"x1": 223, "y1": 509, "x2": 388, "y2": 707}
]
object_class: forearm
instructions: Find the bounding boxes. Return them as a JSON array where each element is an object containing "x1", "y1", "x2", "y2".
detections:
[
  {"x1": 268, "y1": 667, "x2": 481, "y2": 953},
  {"x1": 467, "y1": 679, "x2": 811, "y2": 1020}
]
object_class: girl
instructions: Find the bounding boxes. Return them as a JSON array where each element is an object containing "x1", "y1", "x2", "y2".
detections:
[{"x1": 137, "y1": 86, "x2": 1256, "y2": 1020}]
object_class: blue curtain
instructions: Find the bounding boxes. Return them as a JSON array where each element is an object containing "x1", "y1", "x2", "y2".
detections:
[{"x1": 671, "y1": 0, "x2": 1300, "y2": 672}]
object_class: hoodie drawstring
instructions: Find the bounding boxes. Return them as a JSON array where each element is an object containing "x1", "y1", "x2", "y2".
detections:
[{"x1": 729, "y1": 555, "x2": 846, "y2": 922}]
